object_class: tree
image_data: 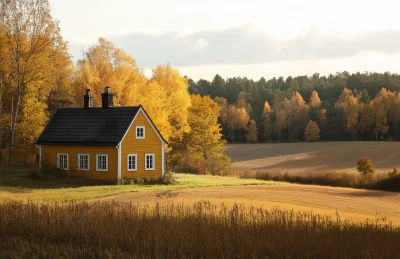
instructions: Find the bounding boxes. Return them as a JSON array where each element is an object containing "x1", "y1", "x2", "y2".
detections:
[
  {"x1": 359, "y1": 103, "x2": 374, "y2": 139},
  {"x1": 283, "y1": 92, "x2": 309, "y2": 140},
  {"x1": 0, "y1": 0, "x2": 71, "y2": 165},
  {"x1": 357, "y1": 157, "x2": 375, "y2": 175},
  {"x1": 304, "y1": 120, "x2": 320, "y2": 141},
  {"x1": 275, "y1": 110, "x2": 288, "y2": 141},
  {"x1": 149, "y1": 65, "x2": 191, "y2": 142},
  {"x1": 370, "y1": 88, "x2": 393, "y2": 140},
  {"x1": 309, "y1": 90, "x2": 321, "y2": 108},
  {"x1": 317, "y1": 109, "x2": 327, "y2": 139},
  {"x1": 245, "y1": 120, "x2": 258, "y2": 143},
  {"x1": 169, "y1": 94, "x2": 230, "y2": 174},
  {"x1": 335, "y1": 88, "x2": 360, "y2": 140},
  {"x1": 360, "y1": 89, "x2": 371, "y2": 103},
  {"x1": 261, "y1": 101, "x2": 273, "y2": 141},
  {"x1": 74, "y1": 38, "x2": 146, "y2": 107}
]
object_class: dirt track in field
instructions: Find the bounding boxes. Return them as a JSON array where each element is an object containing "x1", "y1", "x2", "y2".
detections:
[
  {"x1": 225, "y1": 142, "x2": 400, "y2": 174},
  {"x1": 96, "y1": 184, "x2": 400, "y2": 224}
]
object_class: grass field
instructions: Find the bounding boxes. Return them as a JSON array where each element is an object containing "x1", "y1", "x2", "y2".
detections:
[
  {"x1": 0, "y1": 172, "x2": 283, "y2": 203},
  {"x1": 96, "y1": 184, "x2": 400, "y2": 224},
  {"x1": 225, "y1": 141, "x2": 400, "y2": 174}
]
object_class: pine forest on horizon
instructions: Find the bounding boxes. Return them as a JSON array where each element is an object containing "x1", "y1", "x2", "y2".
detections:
[{"x1": 1, "y1": 0, "x2": 400, "y2": 169}]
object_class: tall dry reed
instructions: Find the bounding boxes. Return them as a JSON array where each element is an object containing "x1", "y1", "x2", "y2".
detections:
[{"x1": 0, "y1": 200, "x2": 399, "y2": 258}]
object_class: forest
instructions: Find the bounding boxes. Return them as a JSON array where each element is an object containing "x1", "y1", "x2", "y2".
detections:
[
  {"x1": 1, "y1": 0, "x2": 400, "y2": 170},
  {"x1": 188, "y1": 73, "x2": 400, "y2": 143}
]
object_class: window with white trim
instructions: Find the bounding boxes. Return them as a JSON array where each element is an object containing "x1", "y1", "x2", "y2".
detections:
[
  {"x1": 136, "y1": 126, "x2": 145, "y2": 139},
  {"x1": 127, "y1": 154, "x2": 137, "y2": 171},
  {"x1": 78, "y1": 154, "x2": 89, "y2": 170},
  {"x1": 145, "y1": 154, "x2": 155, "y2": 170},
  {"x1": 57, "y1": 153, "x2": 69, "y2": 170},
  {"x1": 96, "y1": 154, "x2": 108, "y2": 171}
]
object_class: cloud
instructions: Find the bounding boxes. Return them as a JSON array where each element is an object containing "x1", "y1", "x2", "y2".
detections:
[{"x1": 69, "y1": 26, "x2": 400, "y2": 68}]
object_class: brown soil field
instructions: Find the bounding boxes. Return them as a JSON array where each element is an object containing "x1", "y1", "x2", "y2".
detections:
[
  {"x1": 225, "y1": 141, "x2": 400, "y2": 174},
  {"x1": 96, "y1": 184, "x2": 400, "y2": 224}
]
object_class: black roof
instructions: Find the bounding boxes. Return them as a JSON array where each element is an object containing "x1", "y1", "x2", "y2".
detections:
[{"x1": 35, "y1": 107, "x2": 141, "y2": 146}]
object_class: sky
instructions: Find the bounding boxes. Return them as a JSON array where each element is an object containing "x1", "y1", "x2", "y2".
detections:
[{"x1": 50, "y1": 0, "x2": 400, "y2": 80}]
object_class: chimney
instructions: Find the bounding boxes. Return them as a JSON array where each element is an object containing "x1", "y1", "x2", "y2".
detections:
[
  {"x1": 101, "y1": 86, "x2": 114, "y2": 108},
  {"x1": 84, "y1": 89, "x2": 94, "y2": 108}
]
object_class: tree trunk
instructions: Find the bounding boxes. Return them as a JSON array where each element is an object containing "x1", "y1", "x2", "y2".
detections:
[{"x1": 8, "y1": 87, "x2": 22, "y2": 166}]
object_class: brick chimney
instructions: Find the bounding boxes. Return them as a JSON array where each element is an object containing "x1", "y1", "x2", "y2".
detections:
[
  {"x1": 101, "y1": 86, "x2": 114, "y2": 108},
  {"x1": 84, "y1": 89, "x2": 94, "y2": 108}
]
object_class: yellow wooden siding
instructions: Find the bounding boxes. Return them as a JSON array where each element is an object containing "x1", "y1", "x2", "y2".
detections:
[
  {"x1": 41, "y1": 145, "x2": 118, "y2": 181},
  {"x1": 121, "y1": 110, "x2": 162, "y2": 179}
]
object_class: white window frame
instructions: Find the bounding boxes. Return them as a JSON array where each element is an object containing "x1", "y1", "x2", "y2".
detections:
[
  {"x1": 145, "y1": 153, "x2": 155, "y2": 171},
  {"x1": 96, "y1": 154, "x2": 108, "y2": 171},
  {"x1": 57, "y1": 153, "x2": 69, "y2": 170},
  {"x1": 77, "y1": 154, "x2": 90, "y2": 171},
  {"x1": 136, "y1": 126, "x2": 145, "y2": 139},
  {"x1": 127, "y1": 154, "x2": 137, "y2": 171}
]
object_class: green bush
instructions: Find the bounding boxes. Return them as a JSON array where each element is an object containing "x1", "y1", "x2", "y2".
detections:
[{"x1": 357, "y1": 157, "x2": 375, "y2": 175}]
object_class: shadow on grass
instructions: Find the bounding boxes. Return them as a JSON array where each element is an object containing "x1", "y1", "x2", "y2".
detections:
[
  {"x1": 341, "y1": 190, "x2": 398, "y2": 197},
  {"x1": 0, "y1": 168, "x2": 114, "y2": 192}
]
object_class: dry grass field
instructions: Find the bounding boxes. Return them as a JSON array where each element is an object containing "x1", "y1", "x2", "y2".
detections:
[
  {"x1": 96, "y1": 184, "x2": 400, "y2": 224},
  {"x1": 225, "y1": 141, "x2": 400, "y2": 174}
]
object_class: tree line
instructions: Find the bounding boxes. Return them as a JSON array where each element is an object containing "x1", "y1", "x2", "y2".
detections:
[{"x1": 188, "y1": 73, "x2": 400, "y2": 143}]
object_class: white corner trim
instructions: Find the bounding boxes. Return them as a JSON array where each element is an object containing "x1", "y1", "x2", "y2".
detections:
[
  {"x1": 117, "y1": 145, "x2": 121, "y2": 180},
  {"x1": 118, "y1": 107, "x2": 166, "y2": 146},
  {"x1": 162, "y1": 144, "x2": 165, "y2": 176}
]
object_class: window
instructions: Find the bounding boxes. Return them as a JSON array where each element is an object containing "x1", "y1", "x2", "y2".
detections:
[
  {"x1": 78, "y1": 154, "x2": 89, "y2": 170},
  {"x1": 136, "y1": 126, "x2": 145, "y2": 139},
  {"x1": 145, "y1": 154, "x2": 155, "y2": 170},
  {"x1": 57, "y1": 153, "x2": 69, "y2": 170},
  {"x1": 127, "y1": 154, "x2": 137, "y2": 171},
  {"x1": 96, "y1": 154, "x2": 108, "y2": 171}
]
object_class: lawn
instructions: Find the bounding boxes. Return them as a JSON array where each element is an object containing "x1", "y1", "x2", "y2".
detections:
[{"x1": 0, "y1": 171, "x2": 286, "y2": 203}]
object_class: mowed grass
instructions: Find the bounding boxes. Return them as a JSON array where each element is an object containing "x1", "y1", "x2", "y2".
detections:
[{"x1": 0, "y1": 172, "x2": 286, "y2": 203}]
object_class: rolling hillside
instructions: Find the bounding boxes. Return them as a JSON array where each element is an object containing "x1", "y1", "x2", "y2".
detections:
[{"x1": 225, "y1": 142, "x2": 400, "y2": 174}]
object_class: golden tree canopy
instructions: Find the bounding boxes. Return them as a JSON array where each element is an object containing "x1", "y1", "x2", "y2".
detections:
[
  {"x1": 309, "y1": 90, "x2": 321, "y2": 108},
  {"x1": 304, "y1": 120, "x2": 320, "y2": 141}
]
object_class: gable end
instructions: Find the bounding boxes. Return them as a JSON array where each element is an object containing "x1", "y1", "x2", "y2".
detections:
[{"x1": 118, "y1": 106, "x2": 168, "y2": 146}]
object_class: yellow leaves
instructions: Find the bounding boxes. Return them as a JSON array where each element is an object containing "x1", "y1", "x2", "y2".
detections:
[
  {"x1": 169, "y1": 94, "x2": 228, "y2": 171},
  {"x1": 19, "y1": 84, "x2": 48, "y2": 141},
  {"x1": 137, "y1": 81, "x2": 171, "y2": 141},
  {"x1": 150, "y1": 65, "x2": 191, "y2": 141},
  {"x1": 262, "y1": 101, "x2": 272, "y2": 116},
  {"x1": 74, "y1": 38, "x2": 146, "y2": 107},
  {"x1": 309, "y1": 90, "x2": 321, "y2": 108},
  {"x1": 335, "y1": 88, "x2": 360, "y2": 133},
  {"x1": 245, "y1": 120, "x2": 258, "y2": 143},
  {"x1": 304, "y1": 120, "x2": 320, "y2": 141}
]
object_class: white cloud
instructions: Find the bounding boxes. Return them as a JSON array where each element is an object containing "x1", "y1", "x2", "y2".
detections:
[{"x1": 53, "y1": 0, "x2": 400, "y2": 79}]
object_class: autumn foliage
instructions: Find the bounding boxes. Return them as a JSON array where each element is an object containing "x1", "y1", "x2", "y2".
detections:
[
  {"x1": 357, "y1": 157, "x2": 376, "y2": 175},
  {"x1": 304, "y1": 120, "x2": 320, "y2": 141}
]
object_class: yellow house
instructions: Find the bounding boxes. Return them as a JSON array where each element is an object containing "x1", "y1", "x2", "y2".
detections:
[{"x1": 35, "y1": 87, "x2": 167, "y2": 182}]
